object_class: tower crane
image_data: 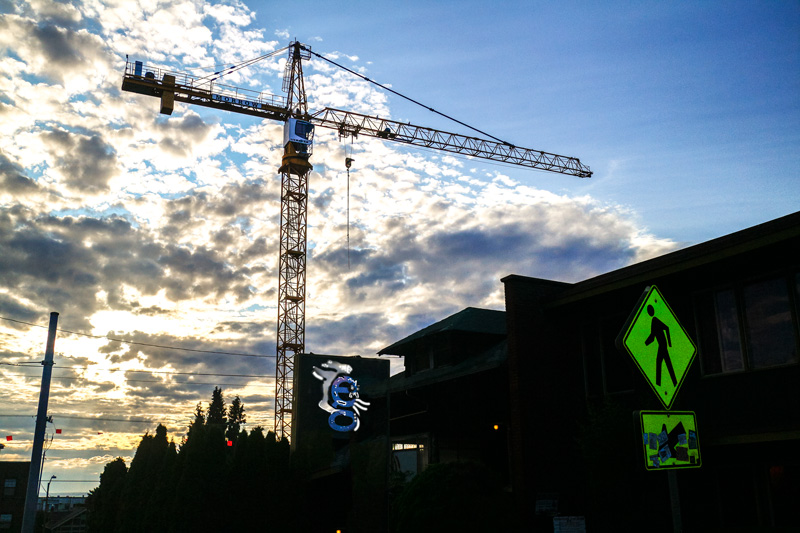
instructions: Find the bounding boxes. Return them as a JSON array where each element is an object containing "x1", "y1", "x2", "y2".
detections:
[{"x1": 121, "y1": 41, "x2": 592, "y2": 440}]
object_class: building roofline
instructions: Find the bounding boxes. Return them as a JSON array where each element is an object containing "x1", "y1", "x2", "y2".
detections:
[
  {"x1": 378, "y1": 306, "x2": 505, "y2": 355},
  {"x1": 504, "y1": 211, "x2": 800, "y2": 307}
]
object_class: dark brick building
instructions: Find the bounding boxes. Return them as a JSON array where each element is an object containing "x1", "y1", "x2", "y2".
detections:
[
  {"x1": 0, "y1": 461, "x2": 30, "y2": 531},
  {"x1": 383, "y1": 211, "x2": 800, "y2": 531}
]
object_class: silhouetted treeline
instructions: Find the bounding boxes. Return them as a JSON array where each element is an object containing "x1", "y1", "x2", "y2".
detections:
[{"x1": 86, "y1": 388, "x2": 294, "y2": 531}]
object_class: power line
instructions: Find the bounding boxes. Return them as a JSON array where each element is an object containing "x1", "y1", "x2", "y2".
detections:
[
  {"x1": 0, "y1": 362, "x2": 274, "y2": 380},
  {"x1": 1, "y1": 371, "x2": 271, "y2": 388},
  {"x1": 0, "y1": 316, "x2": 275, "y2": 358},
  {"x1": 61, "y1": 366, "x2": 274, "y2": 379}
]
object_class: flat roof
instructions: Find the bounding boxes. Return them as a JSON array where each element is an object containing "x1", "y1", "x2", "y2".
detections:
[{"x1": 378, "y1": 307, "x2": 505, "y2": 355}]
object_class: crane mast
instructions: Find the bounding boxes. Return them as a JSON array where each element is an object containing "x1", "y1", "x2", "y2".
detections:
[
  {"x1": 274, "y1": 43, "x2": 313, "y2": 440},
  {"x1": 120, "y1": 41, "x2": 591, "y2": 441}
]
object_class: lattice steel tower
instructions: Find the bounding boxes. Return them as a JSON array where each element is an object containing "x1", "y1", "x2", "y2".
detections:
[{"x1": 274, "y1": 43, "x2": 313, "y2": 439}]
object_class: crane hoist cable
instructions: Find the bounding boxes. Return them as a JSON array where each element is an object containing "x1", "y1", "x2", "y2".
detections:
[
  {"x1": 301, "y1": 45, "x2": 516, "y2": 148},
  {"x1": 344, "y1": 138, "x2": 355, "y2": 269}
]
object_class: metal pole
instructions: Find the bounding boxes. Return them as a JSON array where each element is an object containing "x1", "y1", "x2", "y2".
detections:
[
  {"x1": 21, "y1": 312, "x2": 58, "y2": 533},
  {"x1": 45, "y1": 475, "x2": 56, "y2": 526},
  {"x1": 668, "y1": 470, "x2": 682, "y2": 533}
]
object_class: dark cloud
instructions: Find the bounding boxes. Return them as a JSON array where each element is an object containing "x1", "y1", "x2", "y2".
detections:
[
  {"x1": 0, "y1": 151, "x2": 39, "y2": 195},
  {"x1": 42, "y1": 130, "x2": 119, "y2": 193},
  {"x1": 95, "y1": 328, "x2": 275, "y2": 377},
  {"x1": 307, "y1": 312, "x2": 408, "y2": 356},
  {"x1": 0, "y1": 205, "x2": 272, "y2": 334},
  {"x1": 155, "y1": 114, "x2": 214, "y2": 156},
  {"x1": 0, "y1": 293, "x2": 37, "y2": 322},
  {"x1": 3, "y1": 17, "x2": 105, "y2": 83},
  {"x1": 32, "y1": 24, "x2": 83, "y2": 65}
]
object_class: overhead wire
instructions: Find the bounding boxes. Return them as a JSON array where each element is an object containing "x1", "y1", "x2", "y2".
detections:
[
  {"x1": 0, "y1": 316, "x2": 275, "y2": 358},
  {"x1": 2, "y1": 365, "x2": 272, "y2": 380},
  {"x1": 193, "y1": 46, "x2": 289, "y2": 83},
  {"x1": 0, "y1": 369, "x2": 271, "y2": 388}
]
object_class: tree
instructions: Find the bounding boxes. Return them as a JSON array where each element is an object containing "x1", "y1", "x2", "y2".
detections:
[
  {"x1": 86, "y1": 457, "x2": 127, "y2": 532},
  {"x1": 226, "y1": 395, "x2": 246, "y2": 442},
  {"x1": 193, "y1": 401, "x2": 205, "y2": 426},
  {"x1": 206, "y1": 386, "x2": 226, "y2": 428},
  {"x1": 117, "y1": 424, "x2": 176, "y2": 531},
  {"x1": 87, "y1": 388, "x2": 299, "y2": 531}
]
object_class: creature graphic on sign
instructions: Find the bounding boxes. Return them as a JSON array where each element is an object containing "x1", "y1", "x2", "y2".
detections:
[
  {"x1": 312, "y1": 360, "x2": 370, "y2": 432},
  {"x1": 645, "y1": 304, "x2": 678, "y2": 387}
]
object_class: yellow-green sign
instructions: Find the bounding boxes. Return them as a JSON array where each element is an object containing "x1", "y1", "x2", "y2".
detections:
[
  {"x1": 638, "y1": 411, "x2": 701, "y2": 470},
  {"x1": 617, "y1": 286, "x2": 696, "y2": 409}
]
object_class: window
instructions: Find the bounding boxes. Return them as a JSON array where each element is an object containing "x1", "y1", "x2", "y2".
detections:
[
  {"x1": 2, "y1": 479, "x2": 15, "y2": 497},
  {"x1": 392, "y1": 436, "x2": 429, "y2": 479},
  {"x1": 742, "y1": 278, "x2": 797, "y2": 368},
  {"x1": 696, "y1": 274, "x2": 799, "y2": 375},
  {"x1": 715, "y1": 289, "x2": 745, "y2": 372}
]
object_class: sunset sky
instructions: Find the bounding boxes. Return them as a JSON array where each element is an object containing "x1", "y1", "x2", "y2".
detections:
[{"x1": 1, "y1": 0, "x2": 798, "y2": 495}]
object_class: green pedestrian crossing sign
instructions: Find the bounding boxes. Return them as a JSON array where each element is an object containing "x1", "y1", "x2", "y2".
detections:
[{"x1": 617, "y1": 286, "x2": 697, "y2": 410}]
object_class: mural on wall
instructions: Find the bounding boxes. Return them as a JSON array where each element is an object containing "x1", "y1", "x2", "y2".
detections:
[{"x1": 313, "y1": 360, "x2": 371, "y2": 432}]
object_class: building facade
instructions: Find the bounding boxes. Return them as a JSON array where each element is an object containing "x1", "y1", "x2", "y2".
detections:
[
  {"x1": 383, "y1": 211, "x2": 800, "y2": 530},
  {"x1": 0, "y1": 462, "x2": 30, "y2": 532}
]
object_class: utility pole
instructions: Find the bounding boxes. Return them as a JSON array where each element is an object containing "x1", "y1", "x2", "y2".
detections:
[{"x1": 21, "y1": 312, "x2": 58, "y2": 533}]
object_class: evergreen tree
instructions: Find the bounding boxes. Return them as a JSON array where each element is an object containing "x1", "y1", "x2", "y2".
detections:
[
  {"x1": 193, "y1": 401, "x2": 205, "y2": 426},
  {"x1": 86, "y1": 457, "x2": 127, "y2": 532},
  {"x1": 226, "y1": 395, "x2": 246, "y2": 442},
  {"x1": 87, "y1": 387, "x2": 302, "y2": 531},
  {"x1": 206, "y1": 386, "x2": 227, "y2": 428}
]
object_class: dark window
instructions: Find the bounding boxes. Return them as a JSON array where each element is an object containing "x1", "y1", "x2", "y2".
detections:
[
  {"x1": 2, "y1": 479, "x2": 15, "y2": 497},
  {"x1": 695, "y1": 292, "x2": 722, "y2": 374},
  {"x1": 695, "y1": 273, "x2": 799, "y2": 375},
  {"x1": 716, "y1": 289, "x2": 744, "y2": 372},
  {"x1": 411, "y1": 347, "x2": 430, "y2": 373},
  {"x1": 742, "y1": 278, "x2": 798, "y2": 368}
]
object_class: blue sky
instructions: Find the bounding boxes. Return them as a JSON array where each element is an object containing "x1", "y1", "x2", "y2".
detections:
[
  {"x1": 0, "y1": 0, "x2": 797, "y2": 495},
  {"x1": 255, "y1": 0, "x2": 800, "y2": 243}
]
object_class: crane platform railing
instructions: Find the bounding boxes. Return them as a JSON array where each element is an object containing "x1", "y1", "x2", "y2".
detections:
[{"x1": 122, "y1": 60, "x2": 289, "y2": 119}]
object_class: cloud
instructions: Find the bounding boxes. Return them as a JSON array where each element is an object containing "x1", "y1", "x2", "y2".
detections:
[
  {"x1": 0, "y1": 0, "x2": 680, "y2": 492},
  {"x1": 41, "y1": 129, "x2": 119, "y2": 192},
  {"x1": 0, "y1": 151, "x2": 39, "y2": 195}
]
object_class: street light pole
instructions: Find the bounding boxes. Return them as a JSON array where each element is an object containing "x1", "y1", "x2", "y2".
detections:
[{"x1": 45, "y1": 475, "x2": 56, "y2": 524}]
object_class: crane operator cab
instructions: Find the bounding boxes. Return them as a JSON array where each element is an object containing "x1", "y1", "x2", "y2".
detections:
[{"x1": 284, "y1": 118, "x2": 314, "y2": 157}]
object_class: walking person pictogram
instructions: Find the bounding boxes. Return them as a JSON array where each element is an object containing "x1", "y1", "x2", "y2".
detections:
[{"x1": 645, "y1": 304, "x2": 678, "y2": 387}]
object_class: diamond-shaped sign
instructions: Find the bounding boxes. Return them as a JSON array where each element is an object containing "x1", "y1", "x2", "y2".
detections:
[{"x1": 617, "y1": 286, "x2": 696, "y2": 409}]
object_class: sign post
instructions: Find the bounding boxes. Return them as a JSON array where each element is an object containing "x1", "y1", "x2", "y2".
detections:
[{"x1": 618, "y1": 287, "x2": 701, "y2": 533}]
